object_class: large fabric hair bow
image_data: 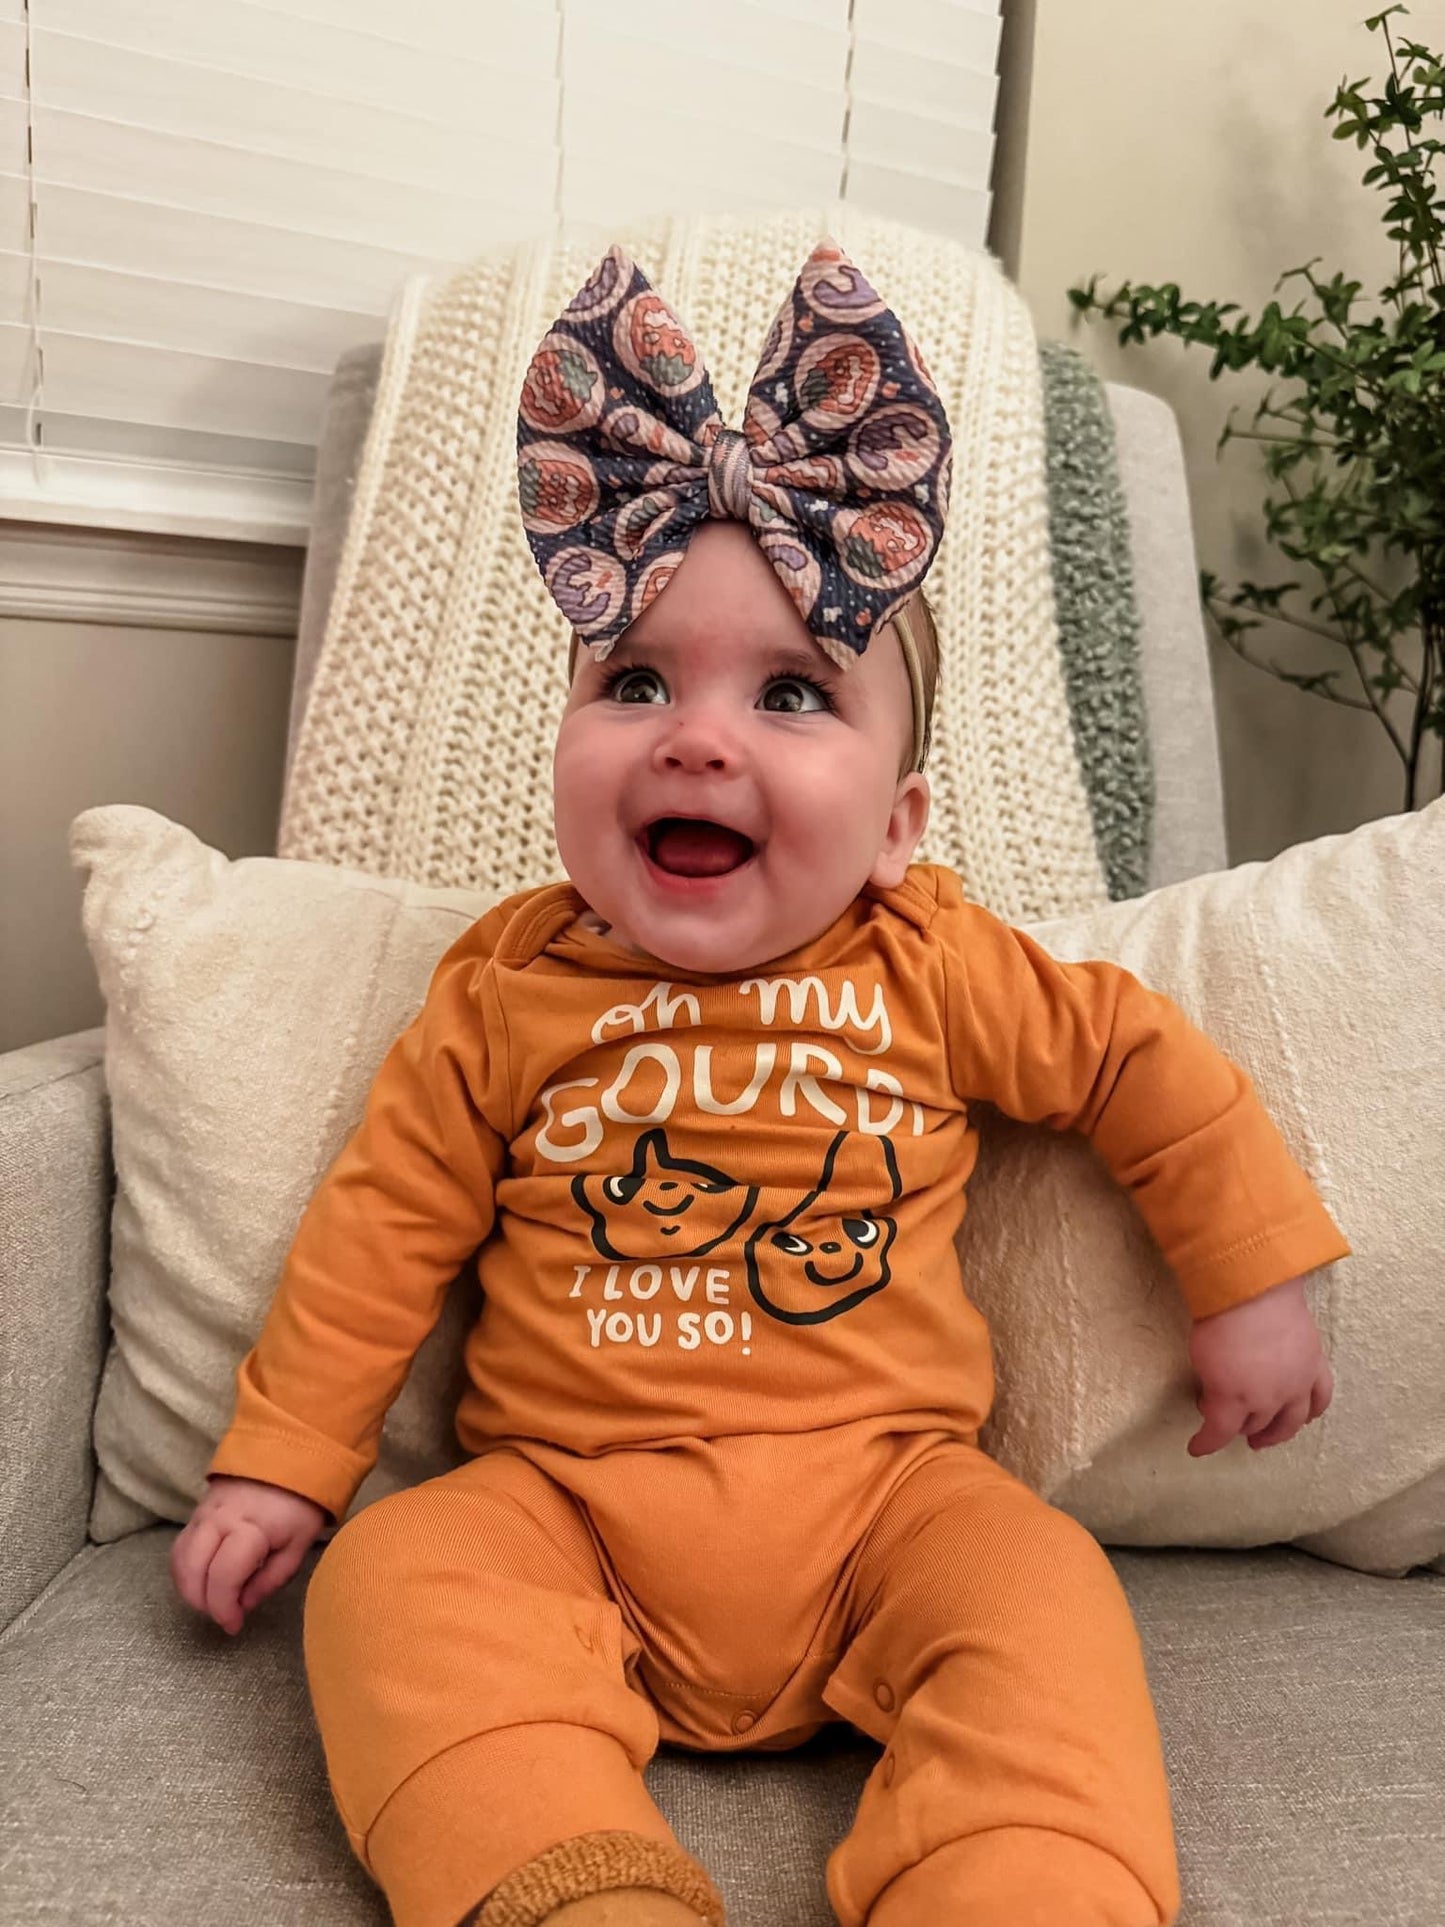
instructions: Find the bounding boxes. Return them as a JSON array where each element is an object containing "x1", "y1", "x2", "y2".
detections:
[{"x1": 515, "y1": 239, "x2": 952, "y2": 670}]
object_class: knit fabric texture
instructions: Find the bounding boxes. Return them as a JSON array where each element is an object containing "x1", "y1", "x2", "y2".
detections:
[
  {"x1": 467, "y1": 1831, "x2": 723, "y2": 1927},
  {"x1": 1039, "y1": 339, "x2": 1155, "y2": 901},
  {"x1": 278, "y1": 207, "x2": 1130, "y2": 922}
]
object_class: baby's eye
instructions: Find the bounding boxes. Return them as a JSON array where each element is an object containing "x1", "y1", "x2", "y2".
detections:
[
  {"x1": 759, "y1": 677, "x2": 828, "y2": 714},
  {"x1": 607, "y1": 667, "x2": 668, "y2": 705}
]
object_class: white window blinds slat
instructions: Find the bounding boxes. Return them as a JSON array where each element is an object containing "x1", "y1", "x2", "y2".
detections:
[
  {"x1": 11, "y1": 255, "x2": 379, "y2": 371},
  {"x1": 851, "y1": 37, "x2": 998, "y2": 126},
  {"x1": 0, "y1": 316, "x2": 29, "y2": 391},
  {"x1": 39, "y1": 332, "x2": 325, "y2": 443},
  {"x1": 232, "y1": 0, "x2": 553, "y2": 57},
  {"x1": 566, "y1": 0, "x2": 846, "y2": 80},
  {"x1": 0, "y1": 97, "x2": 25, "y2": 169},
  {"x1": 0, "y1": 239, "x2": 24, "y2": 314},
  {"x1": 4, "y1": 0, "x2": 1002, "y2": 541},
  {"x1": 848, "y1": 99, "x2": 994, "y2": 184},
  {"x1": 563, "y1": 28, "x2": 846, "y2": 149},
  {"x1": 0, "y1": 22, "x2": 24, "y2": 94},
  {"x1": 44, "y1": 0, "x2": 556, "y2": 108},
  {"x1": 43, "y1": 185, "x2": 442, "y2": 311},
  {"x1": 0, "y1": 400, "x2": 316, "y2": 473},
  {"x1": 36, "y1": 31, "x2": 553, "y2": 180},
  {"x1": 853, "y1": 0, "x2": 1001, "y2": 67},
  {"x1": 845, "y1": 165, "x2": 989, "y2": 244},
  {"x1": 38, "y1": 111, "x2": 556, "y2": 255},
  {"x1": 0, "y1": 170, "x2": 27, "y2": 253}
]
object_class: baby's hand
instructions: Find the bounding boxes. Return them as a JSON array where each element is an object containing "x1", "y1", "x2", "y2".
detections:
[
  {"x1": 1186, "y1": 1274, "x2": 1333, "y2": 1457},
  {"x1": 171, "y1": 1475, "x2": 328, "y2": 1636}
]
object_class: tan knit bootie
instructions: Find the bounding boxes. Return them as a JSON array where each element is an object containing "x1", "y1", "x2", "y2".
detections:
[{"x1": 460, "y1": 1829, "x2": 722, "y2": 1927}]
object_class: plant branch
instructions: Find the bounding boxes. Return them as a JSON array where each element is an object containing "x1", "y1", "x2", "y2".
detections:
[
  {"x1": 1272, "y1": 466, "x2": 1419, "y2": 744},
  {"x1": 1209, "y1": 612, "x2": 1381, "y2": 718},
  {"x1": 1265, "y1": 436, "x2": 1401, "y2": 611},
  {"x1": 1224, "y1": 427, "x2": 1347, "y2": 452},
  {"x1": 1208, "y1": 584, "x2": 1414, "y2": 753}
]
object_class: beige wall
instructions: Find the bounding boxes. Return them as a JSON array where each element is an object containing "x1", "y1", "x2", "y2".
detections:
[
  {"x1": 1, "y1": 613, "x2": 295, "y2": 1053},
  {"x1": 1003, "y1": 0, "x2": 1444, "y2": 863}
]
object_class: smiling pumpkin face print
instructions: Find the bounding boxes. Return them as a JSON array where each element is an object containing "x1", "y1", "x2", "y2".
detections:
[
  {"x1": 572, "y1": 1126, "x2": 757, "y2": 1260},
  {"x1": 744, "y1": 1130, "x2": 901, "y2": 1327}
]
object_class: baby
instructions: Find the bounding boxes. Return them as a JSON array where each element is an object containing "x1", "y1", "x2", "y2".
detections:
[{"x1": 172, "y1": 244, "x2": 1348, "y2": 1927}]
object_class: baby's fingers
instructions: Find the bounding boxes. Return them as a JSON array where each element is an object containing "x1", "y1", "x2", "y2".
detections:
[
  {"x1": 1308, "y1": 1361, "x2": 1334, "y2": 1420},
  {"x1": 1247, "y1": 1395, "x2": 1311, "y2": 1450},
  {"x1": 238, "y1": 1538, "x2": 311, "y2": 1615},
  {"x1": 171, "y1": 1516, "x2": 220, "y2": 1615},
  {"x1": 1187, "y1": 1392, "x2": 1251, "y2": 1457},
  {"x1": 203, "y1": 1524, "x2": 268, "y2": 1636}
]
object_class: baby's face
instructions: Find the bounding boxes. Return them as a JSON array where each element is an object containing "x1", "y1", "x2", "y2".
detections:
[{"x1": 552, "y1": 523, "x2": 930, "y2": 974}]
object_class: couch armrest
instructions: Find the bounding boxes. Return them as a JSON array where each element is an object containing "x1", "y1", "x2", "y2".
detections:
[{"x1": 0, "y1": 1028, "x2": 110, "y2": 1631}]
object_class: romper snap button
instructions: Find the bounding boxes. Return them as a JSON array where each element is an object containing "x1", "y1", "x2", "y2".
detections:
[
  {"x1": 873, "y1": 1680, "x2": 895, "y2": 1713},
  {"x1": 731, "y1": 1711, "x2": 757, "y2": 1735}
]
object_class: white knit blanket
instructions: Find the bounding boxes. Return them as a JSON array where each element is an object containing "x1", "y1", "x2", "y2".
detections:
[{"x1": 279, "y1": 207, "x2": 1110, "y2": 922}]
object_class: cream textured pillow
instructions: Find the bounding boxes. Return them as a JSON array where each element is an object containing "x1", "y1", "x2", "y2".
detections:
[
  {"x1": 964, "y1": 798, "x2": 1445, "y2": 1578},
  {"x1": 71, "y1": 801, "x2": 1444, "y2": 1573},
  {"x1": 72, "y1": 806, "x2": 488, "y2": 1544}
]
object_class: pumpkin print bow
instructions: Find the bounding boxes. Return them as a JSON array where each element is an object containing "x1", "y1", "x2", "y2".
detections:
[{"x1": 516, "y1": 239, "x2": 953, "y2": 668}]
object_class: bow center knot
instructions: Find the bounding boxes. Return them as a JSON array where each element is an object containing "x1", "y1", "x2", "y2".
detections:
[{"x1": 706, "y1": 426, "x2": 753, "y2": 523}]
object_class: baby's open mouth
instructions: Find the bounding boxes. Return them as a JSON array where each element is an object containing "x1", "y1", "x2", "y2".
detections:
[{"x1": 642, "y1": 818, "x2": 757, "y2": 878}]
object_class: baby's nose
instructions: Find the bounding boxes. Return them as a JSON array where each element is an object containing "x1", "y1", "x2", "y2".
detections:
[
  {"x1": 655, "y1": 708, "x2": 740, "y2": 774},
  {"x1": 663, "y1": 742, "x2": 726, "y2": 772}
]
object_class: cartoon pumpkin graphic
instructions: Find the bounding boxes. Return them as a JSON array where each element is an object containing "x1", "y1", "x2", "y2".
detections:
[
  {"x1": 520, "y1": 334, "x2": 604, "y2": 434},
  {"x1": 614, "y1": 292, "x2": 704, "y2": 396},
  {"x1": 837, "y1": 501, "x2": 932, "y2": 589},
  {"x1": 517, "y1": 444, "x2": 599, "y2": 533},
  {"x1": 573, "y1": 1128, "x2": 756, "y2": 1260},
  {"x1": 745, "y1": 1132, "x2": 901, "y2": 1327}
]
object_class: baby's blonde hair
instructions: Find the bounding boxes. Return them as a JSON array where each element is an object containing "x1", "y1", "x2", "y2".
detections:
[{"x1": 892, "y1": 586, "x2": 940, "y2": 776}]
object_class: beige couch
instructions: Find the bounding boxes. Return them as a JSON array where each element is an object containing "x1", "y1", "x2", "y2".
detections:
[{"x1": 2, "y1": 352, "x2": 1441, "y2": 1926}]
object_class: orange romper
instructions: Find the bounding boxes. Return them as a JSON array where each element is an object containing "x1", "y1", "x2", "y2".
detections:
[{"x1": 209, "y1": 866, "x2": 1351, "y2": 1927}]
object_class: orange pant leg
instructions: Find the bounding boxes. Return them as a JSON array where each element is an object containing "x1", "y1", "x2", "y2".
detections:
[
  {"x1": 302, "y1": 1447, "x2": 717, "y2": 1927},
  {"x1": 819, "y1": 1444, "x2": 1181, "y2": 1927}
]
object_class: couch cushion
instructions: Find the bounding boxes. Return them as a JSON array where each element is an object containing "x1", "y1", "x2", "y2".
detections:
[
  {"x1": 2, "y1": 1534, "x2": 1441, "y2": 1926},
  {"x1": 0, "y1": 1028, "x2": 109, "y2": 1632}
]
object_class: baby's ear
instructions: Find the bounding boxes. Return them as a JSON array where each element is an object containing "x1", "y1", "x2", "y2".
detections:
[{"x1": 869, "y1": 773, "x2": 930, "y2": 889}]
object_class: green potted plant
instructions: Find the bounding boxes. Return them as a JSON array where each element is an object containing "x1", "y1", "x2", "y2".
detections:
[{"x1": 1069, "y1": 6, "x2": 1445, "y2": 810}]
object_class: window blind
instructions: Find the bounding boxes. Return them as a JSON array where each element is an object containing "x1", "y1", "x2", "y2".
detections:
[{"x1": 0, "y1": 0, "x2": 1002, "y2": 543}]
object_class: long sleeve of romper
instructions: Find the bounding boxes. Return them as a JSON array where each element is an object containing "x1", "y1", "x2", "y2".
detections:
[
  {"x1": 207, "y1": 911, "x2": 513, "y2": 1522},
  {"x1": 939, "y1": 893, "x2": 1351, "y2": 1321}
]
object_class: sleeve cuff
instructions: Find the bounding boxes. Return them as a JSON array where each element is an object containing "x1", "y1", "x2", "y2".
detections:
[
  {"x1": 207, "y1": 1424, "x2": 373, "y2": 1524},
  {"x1": 1175, "y1": 1204, "x2": 1352, "y2": 1321}
]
